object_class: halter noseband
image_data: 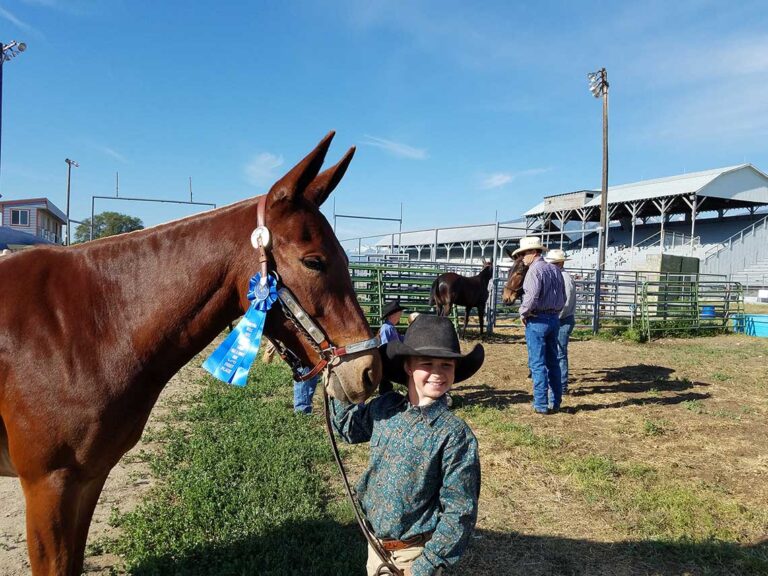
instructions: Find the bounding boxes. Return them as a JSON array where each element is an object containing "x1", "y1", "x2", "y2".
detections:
[{"x1": 253, "y1": 195, "x2": 379, "y2": 381}]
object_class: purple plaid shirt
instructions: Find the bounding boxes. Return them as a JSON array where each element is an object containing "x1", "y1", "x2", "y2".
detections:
[{"x1": 519, "y1": 257, "x2": 566, "y2": 318}]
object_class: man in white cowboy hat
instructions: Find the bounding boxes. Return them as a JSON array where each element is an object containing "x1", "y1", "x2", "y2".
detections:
[
  {"x1": 545, "y1": 249, "x2": 576, "y2": 395},
  {"x1": 332, "y1": 315, "x2": 482, "y2": 576},
  {"x1": 513, "y1": 236, "x2": 566, "y2": 414}
]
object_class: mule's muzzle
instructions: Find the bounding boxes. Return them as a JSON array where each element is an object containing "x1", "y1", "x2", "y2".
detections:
[{"x1": 326, "y1": 350, "x2": 381, "y2": 404}]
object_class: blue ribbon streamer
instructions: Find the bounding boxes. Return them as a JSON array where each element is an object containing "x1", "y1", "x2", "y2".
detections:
[{"x1": 202, "y1": 273, "x2": 278, "y2": 386}]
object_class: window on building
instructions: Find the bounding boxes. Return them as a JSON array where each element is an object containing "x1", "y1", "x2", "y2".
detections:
[{"x1": 11, "y1": 209, "x2": 30, "y2": 226}]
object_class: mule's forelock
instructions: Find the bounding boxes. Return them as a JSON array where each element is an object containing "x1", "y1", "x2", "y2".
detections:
[{"x1": 267, "y1": 131, "x2": 335, "y2": 203}]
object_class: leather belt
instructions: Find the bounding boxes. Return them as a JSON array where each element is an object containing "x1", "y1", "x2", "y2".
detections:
[{"x1": 380, "y1": 532, "x2": 432, "y2": 552}]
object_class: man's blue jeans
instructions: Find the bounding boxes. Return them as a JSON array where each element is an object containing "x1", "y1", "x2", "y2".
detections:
[
  {"x1": 293, "y1": 367, "x2": 319, "y2": 414},
  {"x1": 525, "y1": 313, "x2": 562, "y2": 412},
  {"x1": 557, "y1": 315, "x2": 575, "y2": 394}
]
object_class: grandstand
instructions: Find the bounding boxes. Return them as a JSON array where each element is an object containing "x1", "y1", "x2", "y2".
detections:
[{"x1": 349, "y1": 164, "x2": 768, "y2": 288}]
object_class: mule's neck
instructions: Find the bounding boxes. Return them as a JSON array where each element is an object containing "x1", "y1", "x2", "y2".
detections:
[{"x1": 84, "y1": 198, "x2": 259, "y2": 380}]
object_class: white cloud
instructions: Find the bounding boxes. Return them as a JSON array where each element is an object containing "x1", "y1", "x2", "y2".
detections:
[
  {"x1": 0, "y1": 6, "x2": 35, "y2": 33},
  {"x1": 102, "y1": 146, "x2": 128, "y2": 163},
  {"x1": 480, "y1": 173, "x2": 513, "y2": 189},
  {"x1": 361, "y1": 135, "x2": 428, "y2": 160},
  {"x1": 480, "y1": 168, "x2": 551, "y2": 189},
  {"x1": 244, "y1": 152, "x2": 284, "y2": 186}
]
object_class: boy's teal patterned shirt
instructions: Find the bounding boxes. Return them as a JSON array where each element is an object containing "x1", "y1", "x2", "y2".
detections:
[{"x1": 332, "y1": 392, "x2": 481, "y2": 576}]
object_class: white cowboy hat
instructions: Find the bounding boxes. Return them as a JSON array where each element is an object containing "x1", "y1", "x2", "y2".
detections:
[
  {"x1": 544, "y1": 249, "x2": 570, "y2": 263},
  {"x1": 511, "y1": 236, "x2": 546, "y2": 257}
]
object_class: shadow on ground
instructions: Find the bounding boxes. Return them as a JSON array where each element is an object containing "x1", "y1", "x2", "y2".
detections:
[
  {"x1": 454, "y1": 365, "x2": 712, "y2": 414},
  {"x1": 560, "y1": 364, "x2": 712, "y2": 413},
  {"x1": 113, "y1": 520, "x2": 768, "y2": 576}
]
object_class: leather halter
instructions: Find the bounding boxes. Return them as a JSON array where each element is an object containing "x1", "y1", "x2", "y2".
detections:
[{"x1": 254, "y1": 195, "x2": 379, "y2": 382}]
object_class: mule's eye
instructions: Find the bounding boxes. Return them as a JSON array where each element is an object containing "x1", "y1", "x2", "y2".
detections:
[{"x1": 302, "y1": 256, "x2": 326, "y2": 272}]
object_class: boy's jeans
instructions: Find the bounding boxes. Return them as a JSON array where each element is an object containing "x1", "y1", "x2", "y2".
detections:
[
  {"x1": 557, "y1": 315, "x2": 575, "y2": 394},
  {"x1": 293, "y1": 367, "x2": 319, "y2": 414},
  {"x1": 525, "y1": 313, "x2": 562, "y2": 412}
]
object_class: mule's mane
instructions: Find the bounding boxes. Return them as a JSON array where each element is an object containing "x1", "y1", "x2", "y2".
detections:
[{"x1": 71, "y1": 194, "x2": 263, "y2": 252}]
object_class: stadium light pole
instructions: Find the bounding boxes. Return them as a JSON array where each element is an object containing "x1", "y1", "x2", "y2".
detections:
[
  {"x1": 0, "y1": 40, "x2": 27, "y2": 195},
  {"x1": 65, "y1": 158, "x2": 79, "y2": 245},
  {"x1": 588, "y1": 67, "x2": 609, "y2": 270}
]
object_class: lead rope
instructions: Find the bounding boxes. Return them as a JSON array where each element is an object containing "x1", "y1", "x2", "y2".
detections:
[{"x1": 322, "y1": 384, "x2": 403, "y2": 576}]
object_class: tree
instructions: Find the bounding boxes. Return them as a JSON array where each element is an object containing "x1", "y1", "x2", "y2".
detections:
[{"x1": 73, "y1": 211, "x2": 144, "y2": 243}]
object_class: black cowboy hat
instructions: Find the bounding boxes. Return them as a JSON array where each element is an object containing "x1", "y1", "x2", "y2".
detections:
[
  {"x1": 384, "y1": 314, "x2": 484, "y2": 384},
  {"x1": 381, "y1": 299, "x2": 405, "y2": 319}
]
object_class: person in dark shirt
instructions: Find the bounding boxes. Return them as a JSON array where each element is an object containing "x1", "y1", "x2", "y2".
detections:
[{"x1": 332, "y1": 315, "x2": 483, "y2": 576}]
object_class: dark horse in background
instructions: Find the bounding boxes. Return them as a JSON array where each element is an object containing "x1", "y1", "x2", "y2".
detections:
[
  {"x1": 430, "y1": 259, "x2": 494, "y2": 337},
  {"x1": 0, "y1": 133, "x2": 382, "y2": 575}
]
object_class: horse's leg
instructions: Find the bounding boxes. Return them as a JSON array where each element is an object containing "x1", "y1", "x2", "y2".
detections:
[
  {"x1": 463, "y1": 307, "x2": 471, "y2": 338},
  {"x1": 478, "y1": 306, "x2": 485, "y2": 337},
  {"x1": 71, "y1": 474, "x2": 109, "y2": 574},
  {"x1": 22, "y1": 469, "x2": 105, "y2": 576}
]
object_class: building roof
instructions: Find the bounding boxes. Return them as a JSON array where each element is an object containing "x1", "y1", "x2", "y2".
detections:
[
  {"x1": 0, "y1": 197, "x2": 67, "y2": 223},
  {"x1": 374, "y1": 218, "x2": 531, "y2": 247},
  {"x1": 525, "y1": 164, "x2": 768, "y2": 220},
  {"x1": 0, "y1": 226, "x2": 54, "y2": 250}
]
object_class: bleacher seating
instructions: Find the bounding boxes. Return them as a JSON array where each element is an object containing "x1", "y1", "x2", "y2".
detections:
[{"x1": 561, "y1": 214, "x2": 766, "y2": 272}]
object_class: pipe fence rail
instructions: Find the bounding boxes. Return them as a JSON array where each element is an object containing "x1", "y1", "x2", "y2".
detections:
[{"x1": 348, "y1": 260, "x2": 743, "y2": 340}]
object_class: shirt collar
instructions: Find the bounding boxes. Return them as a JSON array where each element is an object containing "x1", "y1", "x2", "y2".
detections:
[{"x1": 407, "y1": 395, "x2": 449, "y2": 425}]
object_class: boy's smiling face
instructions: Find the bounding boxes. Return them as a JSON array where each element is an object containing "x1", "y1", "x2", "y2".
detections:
[{"x1": 406, "y1": 356, "x2": 456, "y2": 406}]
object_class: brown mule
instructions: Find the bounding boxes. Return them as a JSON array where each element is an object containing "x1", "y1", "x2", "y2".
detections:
[{"x1": 0, "y1": 132, "x2": 381, "y2": 575}]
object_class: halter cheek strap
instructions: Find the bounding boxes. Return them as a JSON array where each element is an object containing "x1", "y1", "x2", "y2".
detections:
[{"x1": 254, "y1": 195, "x2": 380, "y2": 382}]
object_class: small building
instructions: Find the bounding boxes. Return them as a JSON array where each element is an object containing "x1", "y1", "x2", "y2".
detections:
[{"x1": 0, "y1": 197, "x2": 66, "y2": 244}]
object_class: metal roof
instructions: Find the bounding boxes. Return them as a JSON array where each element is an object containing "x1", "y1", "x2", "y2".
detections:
[
  {"x1": 0, "y1": 197, "x2": 67, "y2": 223},
  {"x1": 525, "y1": 164, "x2": 768, "y2": 217},
  {"x1": 374, "y1": 218, "x2": 530, "y2": 247}
]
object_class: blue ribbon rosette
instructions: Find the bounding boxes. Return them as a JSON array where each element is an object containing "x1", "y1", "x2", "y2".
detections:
[{"x1": 203, "y1": 273, "x2": 278, "y2": 386}]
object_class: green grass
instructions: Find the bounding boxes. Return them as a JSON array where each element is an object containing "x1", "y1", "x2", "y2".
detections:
[
  {"x1": 105, "y1": 361, "x2": 363, "y2": 576},
  {"x1": 642, "y1": 418, "x2": 670, "y2": 436},
  {"x1": 459, "y1": 404, "x2": 563, "y2": 450}
]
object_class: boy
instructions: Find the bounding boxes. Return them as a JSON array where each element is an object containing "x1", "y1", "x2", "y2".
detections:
[
  {"x1": 332, "y1": 315, "x2": 483, "y2": 576},
  {"x1": 379, "y1": 299, "x2": 405, "y2": 345}
]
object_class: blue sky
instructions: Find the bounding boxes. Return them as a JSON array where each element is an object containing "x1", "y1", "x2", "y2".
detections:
[{"x1": 2, "y1": 0, "x2": 767, "y2": 242}]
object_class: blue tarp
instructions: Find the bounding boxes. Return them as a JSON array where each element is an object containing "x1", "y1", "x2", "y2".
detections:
[{"x1": 0, "y1": 226, "x2": 53, "y2": 250}]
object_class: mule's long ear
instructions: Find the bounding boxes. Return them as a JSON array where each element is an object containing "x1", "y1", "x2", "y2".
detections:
[
  {"x1": 305, "y1": 146, "x2": 355, "y2": 207},
  {"x1": 268, "y1": 131, "x2": 335, "y2": 202},
  {"x1": 504, "y1": 248, "x2": 514, "y2": 259}
]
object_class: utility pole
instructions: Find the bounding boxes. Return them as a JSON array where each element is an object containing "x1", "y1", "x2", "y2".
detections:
[
  {"x1": 65, "y1": 158, "x2": 79, "y2": 245},
  {"x1": 588, "y1": 67, "x2": 609, "y2": 270}
]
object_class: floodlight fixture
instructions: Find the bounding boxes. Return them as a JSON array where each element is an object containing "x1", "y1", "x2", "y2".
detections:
[
  {"x1": 587, "y1": 67, "x2": 608, "y2": 99},
  {"x1": 1, "y1": 40, "x2": 26, "y2": 62}
]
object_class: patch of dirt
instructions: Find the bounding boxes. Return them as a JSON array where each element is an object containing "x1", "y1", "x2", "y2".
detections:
[{"x1": 449, "y1": 332, "x2": 768, "y2": 575}]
